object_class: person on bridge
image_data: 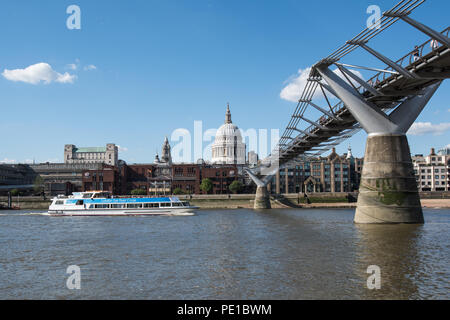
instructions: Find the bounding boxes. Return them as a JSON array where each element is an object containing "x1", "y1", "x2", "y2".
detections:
[
  {"x1": 430, "y1": 39, "x2": 439, "y2": 50},
  {"x1": 413, "y1": 45, "x2": 420, "y2": 62}
]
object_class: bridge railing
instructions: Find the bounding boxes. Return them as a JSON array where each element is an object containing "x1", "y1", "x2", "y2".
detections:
[
  {"x1": 274, "y1": 1, "x2": 448, "y2": 163},
  {"x1": 301, "y1": 26, "x2": 450, "y2": 143},
  {"x1": 367, "y1": 26, "x2": 450, "y2": 87}
]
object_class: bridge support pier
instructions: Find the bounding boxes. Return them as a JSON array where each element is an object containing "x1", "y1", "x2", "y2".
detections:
[
  {"x1": 246, "y1": 168, "x2": 274, "y2": 209},
  {"x1": 317, "y1": 65, "x2": 442, "y2": 224},
  {"x1": 254, "y1": 186, "x2": 271, "y2": 209},
  {"x1": 355, "y1": 134, "x2": 422, "y2": 223}
]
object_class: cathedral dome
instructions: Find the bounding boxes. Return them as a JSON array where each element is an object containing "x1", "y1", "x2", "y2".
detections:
[
  {"x1": 211, "y1": 104, "x2": 246, "y2": 164},
  {"x1": 215, "y1": 123, "x2": 243, "y2": 144}
]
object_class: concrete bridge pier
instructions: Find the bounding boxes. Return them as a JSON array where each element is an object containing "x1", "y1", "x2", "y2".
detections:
[
  {"x1": 355, "y1": 134, "x2": 422, "y2": 223},
  {"x1": 317, "y1": 65, "x2": 441, "y2": 224},
  {"x1": 254, "y1": 186, "x2": 271, "y2": 209},
  {"x1": 246, "y1": 169, "x2": 274, "y2": 209}
]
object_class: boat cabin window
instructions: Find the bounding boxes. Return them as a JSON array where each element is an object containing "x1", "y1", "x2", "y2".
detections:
[
  {"x1": 76, "y1": 200, "x2": 84, "y2": 206},
  {"x1": 127, "y1": 203, "x2": 142, "y2": 209},
  {"x1": 182, "y1": 202, "x2": 190, "y2": 207},
  {"x1": 94, "y1": 204, "x2": 109, "y2": 209},
  {"x1": 93, "y1": 193, "x2": 111, "y2": 198},
  {"x1": 144, "y1": 203, "x2": 159, "y2": 208},
  {"x1": 111, "y1": 204, "x2": 125, "y2": 209},
  {"x1": 82, "y1": 193, "x2": 93, "y2": 199},
  {"x1": 55, "y1": 200, "x2": 64, "y2": 205},
  {"x1": 172, "y1": 202, "x2": 182, "y2": 207},
  {"x1": 160, "y1": 203, "x2": 171, "y2": 207}
]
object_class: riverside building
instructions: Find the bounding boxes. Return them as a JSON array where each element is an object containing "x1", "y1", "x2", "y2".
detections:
[
  {"x1": 413, "y1": 148, "x2": 450, "y2": 192},
  {"x1": 268, "y1": 147, "x2": 362, "y2": 194},
  {"x1": 64, "y1": 144, "x2": 119, "y2": 166}
]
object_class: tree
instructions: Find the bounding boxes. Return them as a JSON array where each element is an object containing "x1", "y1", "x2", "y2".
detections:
[
  {"x1": 131, "y1": 188, "x2": 147, "y2": 196},
  {"x1": 173, "y1": 187, "x2": 184, "y2": 195},
  {"x1": 34, "y1": 175, "x2": 44, "y2": 194},
  {"x1": 10, "y1": 189, "x2": 19, "y2": 196},
  {"x1": 229, "y1": 180, "x2": 243, "y2": 194},
  {"x1": 200, "y1": 178, "x2": 213, "y2": 194}
]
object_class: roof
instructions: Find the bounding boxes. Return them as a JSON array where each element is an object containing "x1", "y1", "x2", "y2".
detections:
[{"x1": 74, "y1": 147, "x2": 107, "y2": 153}]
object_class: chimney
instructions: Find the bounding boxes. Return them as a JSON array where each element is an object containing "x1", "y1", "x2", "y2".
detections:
[{"x1": 430, "y1": 148, "x2": 436, "y2": 155}]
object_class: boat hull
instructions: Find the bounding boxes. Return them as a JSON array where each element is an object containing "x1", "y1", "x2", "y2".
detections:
[{"x1": 48, "y1": 207, "x2": 198, "y2": 216}]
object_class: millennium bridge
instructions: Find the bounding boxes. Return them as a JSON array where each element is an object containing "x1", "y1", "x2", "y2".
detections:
[{"x1": 247, "y1": 0, "x2": 450, "y2": 224}]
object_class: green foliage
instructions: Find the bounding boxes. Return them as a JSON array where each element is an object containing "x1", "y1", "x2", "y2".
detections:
[
  {"x1": 34, "y1": 175, "x2": 44, "y2": 193},
  {"x1": 200, "y1": 178, "x2": 213, "y2": 194},
  {"x1": 10, "y1": 189, "x2": 19, "y2": 196},
  {"x1": 173, "y1": 187, "x2": 185, "y2": 195},
  {"x1": 229, "y1": 180, "x2": 243, "y2": 194},
  {"x1": 131, "y1": 188, "x2": 147, "y2": 195}
]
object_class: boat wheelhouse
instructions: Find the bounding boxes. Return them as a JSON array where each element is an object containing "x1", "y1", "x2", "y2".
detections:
[{"x1": 48, "y1": 191, "x2": 197, "y2": 216}]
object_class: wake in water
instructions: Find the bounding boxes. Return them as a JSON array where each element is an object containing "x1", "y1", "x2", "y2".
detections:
[
  {"x1": 0, "y1": 212, "x2": 50, "y2": 216},
  {"x1": 1, "y1": 211, "x2": 195, "y2": 217}
]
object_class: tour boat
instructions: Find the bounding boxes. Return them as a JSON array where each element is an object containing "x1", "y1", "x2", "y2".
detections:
[{"x1": 48, "y1": 191, "x2": 198, "y2": 216}]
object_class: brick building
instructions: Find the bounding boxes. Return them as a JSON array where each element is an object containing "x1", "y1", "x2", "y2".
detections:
[
  {"x1": 82, "y1": 164, "x2": 121, "y2": 194},
  {"x1": 269, "y1": 147, "x2": 361, "y2": 194}
]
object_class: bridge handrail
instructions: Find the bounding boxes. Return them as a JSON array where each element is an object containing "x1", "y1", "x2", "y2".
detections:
[
  {"x1": 273, "y1": 1, "x2": 448, "y2": 164},
  {"x1": 298, "y1": 26, "x2": 450, "y2": 143},
  {"x1": 367, "y1": 26, "x2": 450, "y2": 86}
]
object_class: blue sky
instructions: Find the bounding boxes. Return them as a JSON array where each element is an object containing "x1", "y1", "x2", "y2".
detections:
[{"x1": 1, "y1": 0, "x2": 449, "y2": 164}]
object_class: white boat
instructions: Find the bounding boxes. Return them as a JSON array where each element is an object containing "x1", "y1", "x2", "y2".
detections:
[{"x1": 48, "y1": 191, "x2": 198, "y2": 216}]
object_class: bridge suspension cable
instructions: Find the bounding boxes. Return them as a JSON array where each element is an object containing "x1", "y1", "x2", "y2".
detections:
[{"x1": 266, "y1": 0, "x2": 449, "y2": 170}]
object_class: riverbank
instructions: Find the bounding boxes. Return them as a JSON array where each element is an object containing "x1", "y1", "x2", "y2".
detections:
[{"x1": 2, "y1": 195, "x2": 449, "y2": 210}]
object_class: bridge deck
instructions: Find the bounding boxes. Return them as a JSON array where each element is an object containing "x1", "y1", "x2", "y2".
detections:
[{"x1": 278, "y1": 27, "x2": 450, "y2": 166}]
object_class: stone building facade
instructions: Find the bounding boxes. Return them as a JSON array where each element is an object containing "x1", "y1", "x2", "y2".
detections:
[
  {"x1": 211, "y1": 104, "x2": 246, "y2": 165},
  {"x1": 413, "y1": 148, "x2": 450, "y2": 192},
  {"x1": 64, "y1": 144, "x2": 118, "y2": 166}
]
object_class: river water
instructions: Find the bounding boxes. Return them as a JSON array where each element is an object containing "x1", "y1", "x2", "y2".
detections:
[{"x1": 0, "y1": 208, "x2": 449, "y2": 299}]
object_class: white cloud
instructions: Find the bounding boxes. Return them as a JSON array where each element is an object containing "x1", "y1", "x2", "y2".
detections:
[
  {"x1": 408, "y1": 122, "x2": 450, "y2": 136},
  {"x1": 0, "y1": 158, "x2": 17, "y2": 164},
  {"x1": 44, "y1": 158, "x2": 60, "y2": 163},
  {"x1": 280, "y1": 67, "x2": 312, "y2": 102},
  {"x1": 84, "y1": 64, "x2": 97, "y2": 71},
  {"x1": 118, "y1": 145, "x2": 128, "y2": 152},
  {"x1": 67, "y1": 63, "x2": 78, "y2": 70},
  {"x1": 280, "y1": 67, "x2": 364, "y2": 102},
  {"x1": 448, "y1": 108, "x2": 450, "y2": 113},
  {"x1": 2, "y1": 63, "x2": 76, "y2": 84}
]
